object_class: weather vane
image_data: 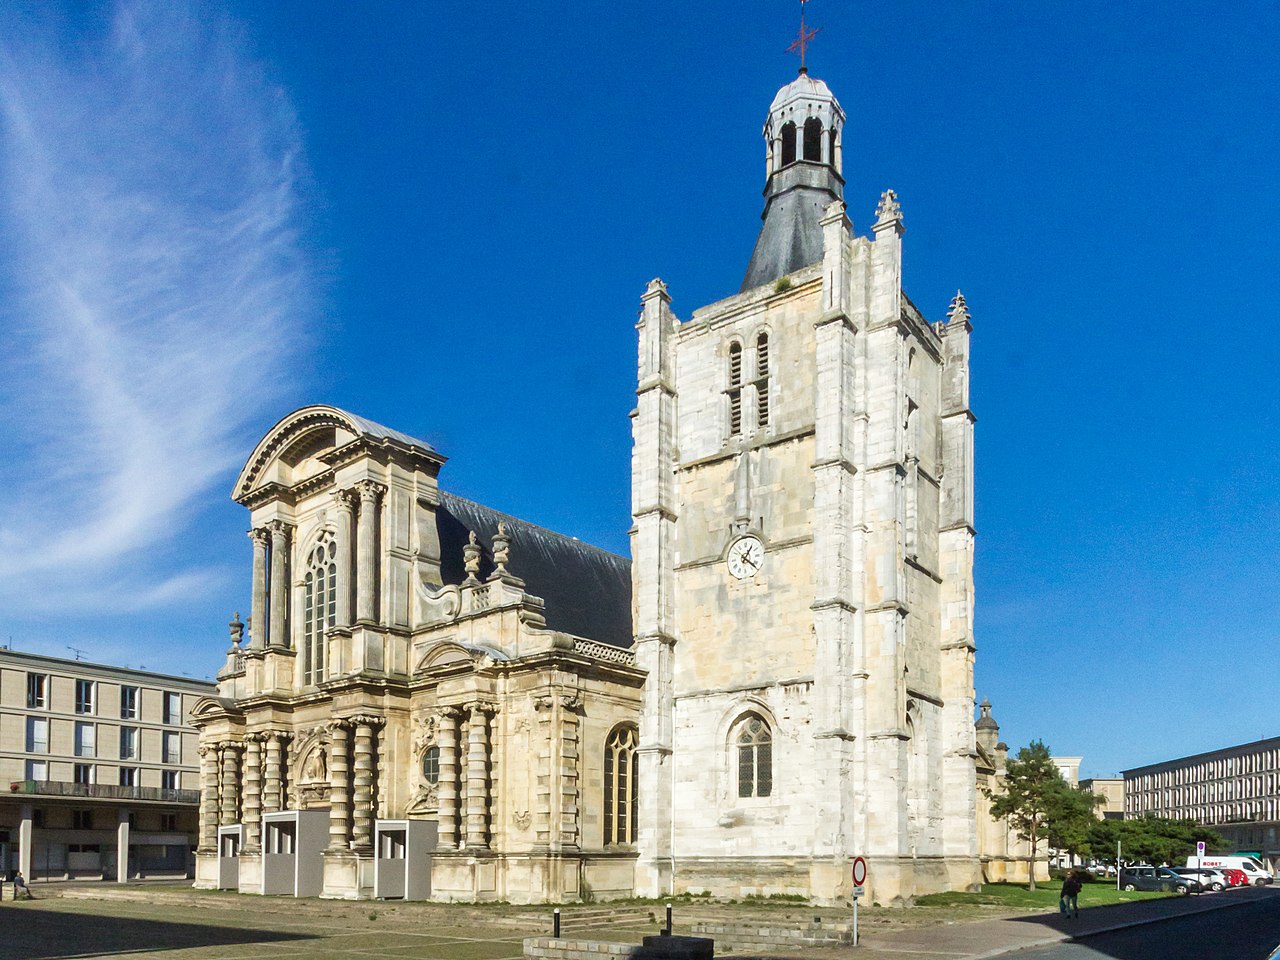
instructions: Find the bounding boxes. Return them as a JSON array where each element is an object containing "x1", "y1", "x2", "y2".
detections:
[{"x1": 787, "y1": 0, "x2": 821, "y2": 72}]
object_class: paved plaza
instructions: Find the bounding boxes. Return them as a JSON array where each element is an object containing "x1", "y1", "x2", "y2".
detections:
[{"x1": 1, "y1": 884, "x2": 1276, "y2": 960}]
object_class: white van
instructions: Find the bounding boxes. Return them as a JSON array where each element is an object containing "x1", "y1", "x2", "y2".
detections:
[{"x1": 1186, "y1": 855, "x2": 1273, "y2": 885}]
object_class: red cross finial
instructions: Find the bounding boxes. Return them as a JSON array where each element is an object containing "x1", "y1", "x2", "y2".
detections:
[{"x1": 787, "y1": 0, "x2": 821, "y2": 72}]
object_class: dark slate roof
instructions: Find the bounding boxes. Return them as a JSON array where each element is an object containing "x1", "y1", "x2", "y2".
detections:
[
  {"x1": 741, "y1": 162, "x2": 844, "y2": 292},
  {"x1": 435, "y1": 491, "x2": 633, "y2": 649}
]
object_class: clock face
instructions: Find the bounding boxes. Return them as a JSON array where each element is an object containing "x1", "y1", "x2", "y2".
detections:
[{"x1": 726, "y1": 536, "x2": 764, "y2": 579}]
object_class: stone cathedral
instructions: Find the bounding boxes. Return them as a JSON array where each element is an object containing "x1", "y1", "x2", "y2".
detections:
[{"x1": 191, "y1": 68, "x2": 982, "y2": 904}]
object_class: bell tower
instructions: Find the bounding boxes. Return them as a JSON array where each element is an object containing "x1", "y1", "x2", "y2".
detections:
[
  {"x1": 742, "y1": 71, "x2": 846, "y2": 291},
  {"x1": 632, "y1": 65, "x2": 980, "y2": 904}
]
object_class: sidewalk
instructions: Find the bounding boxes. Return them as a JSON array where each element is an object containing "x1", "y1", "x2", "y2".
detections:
[{"x1": 853, "y1": 886, "x2": 1277, "y2": 960}]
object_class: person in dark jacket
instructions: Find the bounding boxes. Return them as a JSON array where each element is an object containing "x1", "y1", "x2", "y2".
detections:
[{"x1": 1059, "y1": 870, "x2": 1082, "y2": 918}]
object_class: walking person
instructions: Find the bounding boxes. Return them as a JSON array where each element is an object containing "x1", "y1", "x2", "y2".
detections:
[{"x1": 1059, "y1": 870, "x2": 1081, "y2": 919}]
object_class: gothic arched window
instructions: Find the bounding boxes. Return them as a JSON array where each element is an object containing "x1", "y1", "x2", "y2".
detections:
[
  {"x1": 803, "y1": 118, "x2": 823, "y2": 162},
  {"x1": 302, "y1": 533, "x2": 337, "y2": 686},
  {"x1": 734, "y1": 713, "x2": 772, "y2": 798},
  {"x1": 728, "y1": 341, "x2": 744, "y2": 436},
  {"x1": 603, "y1": 724, "x2": 638, "y2": 845},
  {"x1": 780, "y1": 122, "x2": 797, "y2": 167},
  {"x1": 755, "y1": 332, "x2": 770, "y2": 428}
]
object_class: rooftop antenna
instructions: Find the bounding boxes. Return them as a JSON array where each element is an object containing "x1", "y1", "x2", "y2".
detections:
[
  {"x1": 66, "y1": 645, "x2": 87, "y2": 661},
  {"x1": 787, "y1": 0, "x2": 821, "y2": 74}
]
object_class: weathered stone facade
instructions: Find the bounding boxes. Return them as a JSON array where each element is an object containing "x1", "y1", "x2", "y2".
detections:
[
  {"x1": 632, "y1": 71, "x2": 981, "y2": 905},
  {"x1": 191, "y1": 406, "x2": 643, "y2": 901},
  {"x1": 192, "y1": 69, "x2": 991, "y2": 905}
]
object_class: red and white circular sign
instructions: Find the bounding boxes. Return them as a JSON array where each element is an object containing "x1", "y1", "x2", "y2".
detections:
[{"x1": 852, "y1": 857, "x2": 867, "y2": 886}]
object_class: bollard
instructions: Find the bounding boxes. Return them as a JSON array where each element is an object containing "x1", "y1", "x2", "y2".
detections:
[
  {"x1": 554, "y1": 907, "x2": 561, "y2": 938},
  {"x1": 664, "y1": 902, "x2": 672, "y2": 936}
]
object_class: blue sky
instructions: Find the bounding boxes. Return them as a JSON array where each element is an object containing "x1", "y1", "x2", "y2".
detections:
[{"x1": 0, "y1": 0, "x2": 1276, "y2": 781}]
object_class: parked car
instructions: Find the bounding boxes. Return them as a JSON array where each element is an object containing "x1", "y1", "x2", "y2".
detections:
[
  {"x1": 1186, "y1": 855, "x2": 1274, "y2": 886},
  {"x1": 1173, "y1": 867, "x2": 1226, "y2": 891},
  {"x1": 1220, "y1": 867, "x2": 1249, "y2": 888},
  {"x1": 1119, "y1": 865, "x2": 1196, "y2": 894}
]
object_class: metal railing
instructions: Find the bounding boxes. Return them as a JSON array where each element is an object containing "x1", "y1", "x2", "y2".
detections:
[{"x1": 7, "y1": 780, "x2": 199, "y2": 805}]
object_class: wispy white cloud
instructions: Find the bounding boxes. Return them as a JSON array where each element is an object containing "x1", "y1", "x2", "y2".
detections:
[{"x1": 0, "y1": 1, "x2": 313, "y2": 610}]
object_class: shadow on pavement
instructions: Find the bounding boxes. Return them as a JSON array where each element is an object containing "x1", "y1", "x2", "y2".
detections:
[{"x1": 0, "y1": 904, "x2": 314, "y2": 960}]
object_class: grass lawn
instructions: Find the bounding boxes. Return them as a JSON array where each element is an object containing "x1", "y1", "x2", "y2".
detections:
[{"x1": 916, "y1": 881, "x2": 1179, "y2": 910}]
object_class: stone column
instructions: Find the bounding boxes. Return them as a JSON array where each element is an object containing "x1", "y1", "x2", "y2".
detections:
[
  {"x1": 267, "y1": 520, "x2": 291, "y2": 648},
  {"x1": 351, "y1": 717, "x2": 379, "y2": 850},
  {"x1": 18, "y1": 804, "x2": 32, "y2": 880},
  {"x1": 197, "y1": 744, "x2": 220, "y2": 853},
  {"x1": 437, "y1": 707, "x2": 461, "y2": 848},
  {"x1": 219, "y1": 742, "x2": 241, "y2": 826},
  {"x1": 249, "y1": 528, "x2": 269, "y2": 649},
  {"x1": 332, "y1": 490, "x2": 356, "y2": 629},
  {"x1": 263, "y1": 733, "x2": 284, "y2": 815},
  {"x1": 116, "y1": 809, "x2": 130, "y2": 883},
  {"x1": 354, "y1": 481, "x2": 383, "y2": 623},
  {"x1": 243, "y1": 736, "x2": 263, "y2": 852},
  {"x1": 465, "y1": 702, "x2": 491, "y2": 849},
  {"x1": 327, "y1": 721, "x2": 351, "y2": 851}
]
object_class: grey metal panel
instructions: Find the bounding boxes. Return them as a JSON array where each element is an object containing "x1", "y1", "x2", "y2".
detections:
[
  {"x1": 435, "y1": 492, "x2": 632, "y2": 649},
  {"x1": 741, "y1": 162, "x2": 844, "y2": 292}
]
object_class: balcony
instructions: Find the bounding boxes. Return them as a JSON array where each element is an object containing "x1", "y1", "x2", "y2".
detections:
[{"x1": 7, "y1": 780, "x2": 199, "y2": 805}]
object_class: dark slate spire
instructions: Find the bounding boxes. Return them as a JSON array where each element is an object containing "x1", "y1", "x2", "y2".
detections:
[{"x1": 741, "y1": 71, "x2": 845, "y2": 292}]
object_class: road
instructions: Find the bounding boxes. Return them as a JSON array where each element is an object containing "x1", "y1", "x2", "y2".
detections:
[{"x1": 1011, "y1": 887, "x2": 1280, "y2": 960}]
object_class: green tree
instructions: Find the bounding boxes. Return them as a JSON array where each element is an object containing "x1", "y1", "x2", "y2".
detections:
[
  {"x1": 1087, "y1": 816, "x2": 1227, "y2": 869},
  {"x1": 984, "y1": 740, "x2": 1067, "y2": 889},
  {"x1": 1046, "y1": 786, "x2": 1105, "y2": 861}
]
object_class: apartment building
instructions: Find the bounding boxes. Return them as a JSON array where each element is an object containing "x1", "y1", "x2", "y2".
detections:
[
  {"x1": 0, "y1": 649, "x2": 214, "y2": 883},
  {"x1": 1123, "y1": 736, "x2": 1279, "y2": 870}
]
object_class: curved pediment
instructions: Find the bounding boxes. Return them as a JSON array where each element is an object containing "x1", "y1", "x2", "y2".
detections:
[
  {"x1": 189, "y1": 695, "x2": 242, "y2": 723},
  {"x1": 413, "y1": 639, "x2": 509, "y2": 675},
  {"x1": 234, "y1": 405, "x2": 444, "y2": 503}
]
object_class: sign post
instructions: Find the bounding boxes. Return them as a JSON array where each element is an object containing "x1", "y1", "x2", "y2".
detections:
[
  {"x1": 851, "y1": 857, "x2": 867, "y2": 947},
  {"x1": 1197, "y1": 841, "x2": 1205, "y2": 895}
]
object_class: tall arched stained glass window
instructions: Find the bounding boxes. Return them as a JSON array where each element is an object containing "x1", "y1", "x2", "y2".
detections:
[
  {"x1": 302, "y1": 533, "x2": 337, "y2": 686},
  {"x1": 603, "y1": 724, "x2": 639, "y2": 845},
  {"x1": 734, "y1": 713, "x2": 772, "y2": 798}
]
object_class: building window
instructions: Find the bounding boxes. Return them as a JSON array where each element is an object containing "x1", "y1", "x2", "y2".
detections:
[
  {"x1": 25, "y1": 760, "x2": 47, "y2": 782},
  {"x1": 734, "y1": 712, "x2": 773, "y2": 798},
  {"x1": 603, "y1": 724, "x2": 639, "y2": 845},
  {"x1": 25, "y1": 716, "x2": 48, "y2": 754},
  {"x1": 120, "y1": 685, "x2": 138, "y2": 720},
  {"x1": 72, "y1": 809, "x2": 93, "y2": 830},
  {"x1": 75, "y1": 679, "x2": 95, "y2": 715},
  {"x1": 162, "y1": 731, "x2": 180, "y2": 764},
  {"x1": 755, "y1": 332, "x2": 770, "y2": 428},
  {"x1": 728, "y1": 341, "x2": 744, "y2": 435},
  {"x1": 74, "y1": 763, "x2": 95, "y2": 787},
  {"x1": 160, "y1": 812, "x2": 177, "y2": 832},
  {"x1": 163, "y1": 691, "x2": 182, "y2": 725},
  {"x1": 120, "y1": 726, "x2": 139, "y2": 760},
  {"x1": 422, "y1": 746, "x2": 440, "y2": 785},
  {"x1": 26, "y1": 673, "x2": 47, "y2": 709},
  {"x1": 302, "y1": 534, "x2": 338, "y2": 686},
  {"x1": 119, "y1": 767, "x2": 138, "y2": 788},
  {"x1": 74, "y1": 721, "x2": 96, "y2": 758},
  {"x1": 161, "y1": 770, "x2": 179, "y2": 791}
]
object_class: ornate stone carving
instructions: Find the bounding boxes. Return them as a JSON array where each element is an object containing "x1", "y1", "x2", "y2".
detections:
[
  {"x1": 948, "y1": 290, "x2": 970, "y2": 326},
  {"x1": 463, "y1": 531, "x2": 482, "y2": 584},
  {"x1": 491, "y1": 522, "x2": 511, "y2": 575},
  {"x1": 418, "y1": 582, "x2": 462, "y2": 624},
  {"x1": 875, "y1": 187, "x2": 902, "y2": 226},
  {"x1": 413, "y1": 714, "x2": 439, "y2": 757},
  {"x1": 512, "y1": 810, "x2": 532, "y2": 831}
]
